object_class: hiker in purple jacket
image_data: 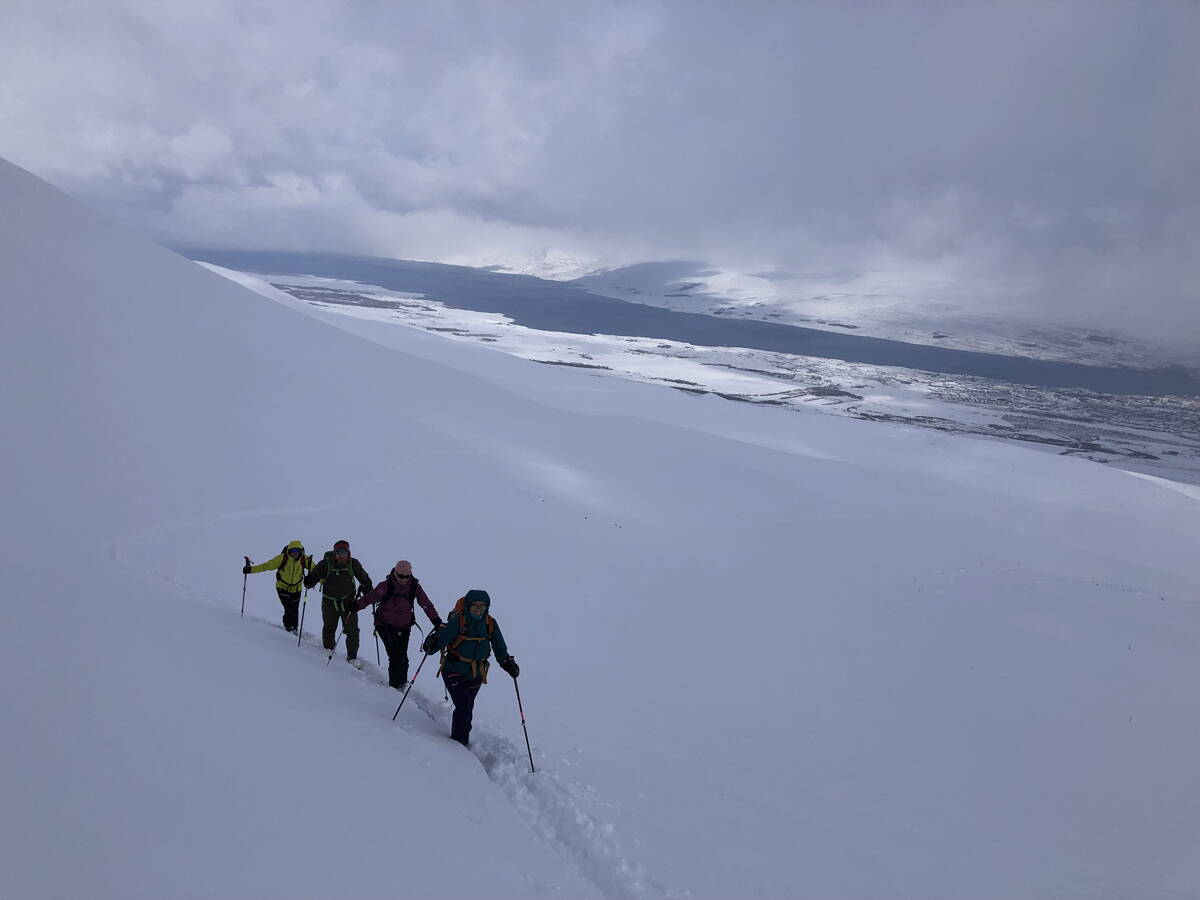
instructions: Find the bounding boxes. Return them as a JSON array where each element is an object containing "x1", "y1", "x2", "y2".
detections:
[{"x1": 357, "y1": 560, "x2": 443, "y2": 689}]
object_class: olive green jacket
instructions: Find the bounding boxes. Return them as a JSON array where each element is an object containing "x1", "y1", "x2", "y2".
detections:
[{"x1": 304, "y1": 551, "x2": 371, "y2": 605}]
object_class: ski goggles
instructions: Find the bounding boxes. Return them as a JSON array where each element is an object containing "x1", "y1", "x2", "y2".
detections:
[
  {"x1": 393, "y1": 573, "x2": 411, "y2": 580},
  {"x1": 288, "y1": 548, "x2": 303, "y2": 556}
]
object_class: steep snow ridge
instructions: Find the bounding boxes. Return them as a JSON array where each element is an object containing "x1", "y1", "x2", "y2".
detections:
[
  {"x1": 5, "y1": 156, "x2": 1200, "y2": 898},
  {"x1": 0, "y1": 159, "x2": 611, "y2": 898}
]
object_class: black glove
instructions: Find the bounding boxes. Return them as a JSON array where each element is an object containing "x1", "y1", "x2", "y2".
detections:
[
  {"x1": 422, "y1": 633, "x2": 439, "y2": 655},
  {"x1": 242, "y1": 563, "x2": 252, "y2": 575},
  {"x1": 303, "y1": 573, "x2": 317, "y2": 590},
  {"x1": 499, "y1": 657, "x2": 519, "y2": 678}
]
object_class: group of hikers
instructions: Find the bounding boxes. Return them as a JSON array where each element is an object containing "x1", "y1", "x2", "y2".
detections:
[{"x1": 242, "y1": 538, "x2": 520, "y2": 748}]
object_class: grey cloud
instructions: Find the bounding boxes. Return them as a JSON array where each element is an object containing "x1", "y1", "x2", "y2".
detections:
[{"x1": 0, "y1": 0, "x2": 1196, "y2": 343}]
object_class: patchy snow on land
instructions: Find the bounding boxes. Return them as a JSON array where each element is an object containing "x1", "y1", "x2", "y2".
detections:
[
  {"x1": 6, "y1": 156, "x2": 1200, "y2": 899},
  {"x1": 208, "y1": 267, "x2": 1200, "y2": 486}
]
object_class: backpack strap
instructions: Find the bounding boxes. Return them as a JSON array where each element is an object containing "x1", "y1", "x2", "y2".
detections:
[{"x1": 445, "y1": 614, "x2": 495, "y2": 682}]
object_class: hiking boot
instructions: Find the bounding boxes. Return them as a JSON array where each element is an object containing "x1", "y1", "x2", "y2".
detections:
[{"x1": 348, "y1": 657, "x2": 363, "y2": 669}]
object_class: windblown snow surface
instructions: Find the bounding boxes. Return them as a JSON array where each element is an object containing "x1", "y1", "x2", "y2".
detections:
[{"x1": 3, "y1": 156, "x2": 1200, "y2": 899}]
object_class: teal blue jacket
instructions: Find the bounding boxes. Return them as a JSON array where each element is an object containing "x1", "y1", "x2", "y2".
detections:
[{"x1": 432, "y1": 590, "x2": 510, "y2": 680}]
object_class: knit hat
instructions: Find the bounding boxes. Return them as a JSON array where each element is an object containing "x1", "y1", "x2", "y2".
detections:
[
  {"x1": 333, "y1": 540, "x2": 350, "y2": 551},
  {"x1": 392, "y1": 560, "x2": 413, "y2": 577}
]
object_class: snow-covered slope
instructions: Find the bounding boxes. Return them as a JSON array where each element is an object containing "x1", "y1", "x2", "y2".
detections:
[{"x1": 4, "y1": 156, "x2": 1200, "y2": 899}]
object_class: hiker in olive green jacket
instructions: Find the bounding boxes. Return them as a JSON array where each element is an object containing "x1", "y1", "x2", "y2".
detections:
[
  {"x1": 422, "y1": 590, "x2": 518, "y2": 746},
  {"x1": 304, "y1": 539, "x2": 372, "y2": 665},
  {"x1": 242, "y1": 540, "x2": 312, "y2": 633}
]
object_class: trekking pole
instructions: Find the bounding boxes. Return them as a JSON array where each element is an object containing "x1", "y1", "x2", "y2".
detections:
[
  {"x1": 412, "y1": 621, "x2": 424, "y2": 677},
  {"x1": 414, "y1": 622, "x2": 447, "y2": 702},
  {"x1": 412, "y1": 622, "x2": 441, "y2": 701},
  {"x1": 326, "y1": 628, "x2": 342, "y2": 664},
  {"x1": 372, "y1": 601, "x2": 381, "y2": 666},
  {"x1": 297, "y1": 586, "x2": 308, "y2": 647},
  {"x1": 513, "y1": 679, "x2": 535, "y2": 774},
  {"x1": 326, "y1": 606, "x2": 347, "y2": 665},
  {"x1": 391, "y1": 649, "x2": 430, "y2": 721},
  {"x1": 241, "y1": 557, "x2": 250, "y2": 617}
]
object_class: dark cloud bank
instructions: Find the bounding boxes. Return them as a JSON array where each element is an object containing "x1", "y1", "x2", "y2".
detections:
[{"x1": 1, "y1": 1, "x2": 1196, "y2": 345}]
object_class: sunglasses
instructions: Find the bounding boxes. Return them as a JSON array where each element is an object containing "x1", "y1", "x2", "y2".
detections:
[
  {"x1": 469, "y1": 602, "x2": 486, "y2": 610},
  {"x1": 288, "y1": 548, "x2": 302, "y2": 556},
  {"x1": 394, "y1": 573, "x2": 411, "y2": 580},
  {"x1": 334, "y1": 549, "x2": 350, "y2": 557}
]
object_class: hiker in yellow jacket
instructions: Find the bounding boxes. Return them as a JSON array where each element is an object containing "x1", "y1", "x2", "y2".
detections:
[{"x1": 243, "y1": 540, "x2": 313, "y2": 634}]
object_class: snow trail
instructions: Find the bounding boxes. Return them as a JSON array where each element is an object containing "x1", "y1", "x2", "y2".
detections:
[{"x1": 407, "y1": 686, "x2": 678, "y2": 900}]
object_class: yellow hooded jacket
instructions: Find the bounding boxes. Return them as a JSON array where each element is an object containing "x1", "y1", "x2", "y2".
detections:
[{"x1": 249, "y1": 540, "x2": 313, "y2": 592}]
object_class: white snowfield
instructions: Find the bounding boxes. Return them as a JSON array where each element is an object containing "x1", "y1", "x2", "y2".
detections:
[{"x1": 2, "y1": 156, "x2": 1199, "y2": 899}]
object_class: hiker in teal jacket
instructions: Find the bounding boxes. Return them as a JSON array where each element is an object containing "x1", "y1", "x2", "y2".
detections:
[
  {"x1": 422, "y1": 589, "x2": 518, "y2": 746},
  {"x1": 304, "y1": 539, "x2": 371, "y2": 664}
]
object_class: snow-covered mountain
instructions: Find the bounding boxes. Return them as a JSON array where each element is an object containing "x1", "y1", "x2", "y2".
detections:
[
  {"x1": 5, "y1": 156, "x2": 1200, "y2": 898},
  {"x1": 475, "y1": 247, "x2": 613, "y2": 282},
  {"x1": 573, "y1": 261, "x2": 1200, "y2": 371}
]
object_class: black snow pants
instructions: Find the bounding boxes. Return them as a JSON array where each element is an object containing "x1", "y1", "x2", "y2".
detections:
[
  {"x1": 376, "y1": 623, "x2": 412, "y2": 688},
  {"x1": 277, "y1": 588, "x2": 301, "y2": 632},
  {"x1": 322, "y1": 597, "x2": 359, "y2": 659},
  {"x1": 443, "y1": 673, "x2": 484, "y2": 746}
]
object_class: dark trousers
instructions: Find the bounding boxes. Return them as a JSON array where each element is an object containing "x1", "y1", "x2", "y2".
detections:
[
  {"x1": 322, "y1": 598, "x2": 359, "y2": 658},
  {"x1": 443, "y1": 674, "x2": 484, "y2": 746},
  {"x1": 376, "y1": 623, "x2": 412, "y2": 688},
  {"x1": 277, "y1": 589, "x2": 301, "y2": 631}
]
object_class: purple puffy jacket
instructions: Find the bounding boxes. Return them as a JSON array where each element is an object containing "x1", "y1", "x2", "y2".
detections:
[{"x1": 357, "y1": 573, "x2": 442, "y2": 630}]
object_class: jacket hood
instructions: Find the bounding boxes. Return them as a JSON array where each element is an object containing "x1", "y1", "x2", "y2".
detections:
[
  {"x1": 462, "y1": 589, "x2": 491, "y2": 618},
  {"x1": 285, "y1": 540, "x2": 304, "y2": 552}
]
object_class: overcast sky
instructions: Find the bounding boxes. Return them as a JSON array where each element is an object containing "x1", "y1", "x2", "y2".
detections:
[{"x1": 2, "y1": 1, "x2": 1197, "y2": 341}]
